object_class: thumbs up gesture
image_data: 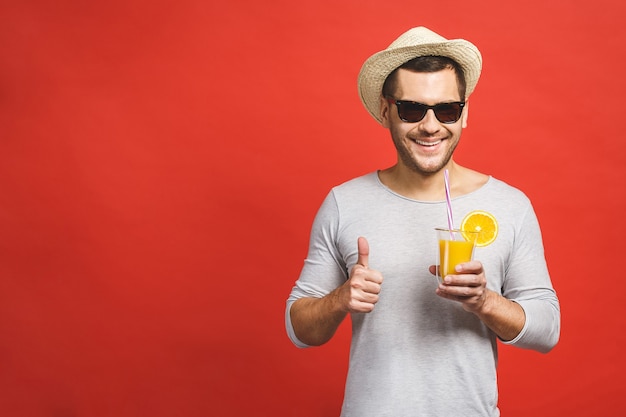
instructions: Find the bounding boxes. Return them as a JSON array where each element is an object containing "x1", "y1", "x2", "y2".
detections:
[{"x1": 339, "y1": 237, "x2": 384, "y2": 313}]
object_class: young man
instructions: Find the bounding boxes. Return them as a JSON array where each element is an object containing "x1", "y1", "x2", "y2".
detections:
[{"x1": 285, "y1": 27, "x2": 560, "y2": 417}]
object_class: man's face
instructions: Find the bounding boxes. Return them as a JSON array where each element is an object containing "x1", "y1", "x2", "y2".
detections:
[{"x1": 380, "y1": 68, "x2": 468, "y2": 176}]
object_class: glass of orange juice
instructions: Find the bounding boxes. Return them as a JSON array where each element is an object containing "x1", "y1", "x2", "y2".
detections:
[{"x1": 435, "y1": 228, "x2": 479, "y2": 283}]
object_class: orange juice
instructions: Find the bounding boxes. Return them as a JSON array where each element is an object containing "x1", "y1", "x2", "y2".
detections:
[{"x1": 438, "y1": 239, "x2": 475, "y2": 279}]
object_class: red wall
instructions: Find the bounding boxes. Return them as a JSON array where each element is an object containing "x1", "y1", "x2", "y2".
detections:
[{"x1": 1, "y1": 1, "x2": 625, "y2": 415}]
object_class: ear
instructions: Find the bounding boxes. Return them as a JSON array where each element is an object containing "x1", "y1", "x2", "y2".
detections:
[
  {"x1": 380, "y1": 97, "x2": 391, "y2": 128},
  {"x1": 461, "y1": 99, "x2": 469, "y2": 128}
]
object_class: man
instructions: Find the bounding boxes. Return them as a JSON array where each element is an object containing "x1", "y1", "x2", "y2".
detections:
[{"x1": 285, "y1": 27, "x2": 560, "y2": 416}]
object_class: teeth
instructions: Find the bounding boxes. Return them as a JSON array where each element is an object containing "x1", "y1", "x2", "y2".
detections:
[{"x1": 415, "y1": 139, "x2": 441, "y2": 146}]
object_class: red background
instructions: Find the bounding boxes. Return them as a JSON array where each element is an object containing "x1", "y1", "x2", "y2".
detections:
[{"x1": 1, "y1": 1, "x2": 625, "y2": 416}]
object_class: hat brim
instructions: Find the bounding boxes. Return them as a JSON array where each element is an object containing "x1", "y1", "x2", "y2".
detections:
[{"x1": 358, "y1": 40, "x2": 482, "y2": 124}]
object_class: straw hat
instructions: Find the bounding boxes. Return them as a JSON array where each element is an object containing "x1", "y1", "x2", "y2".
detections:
[{"x1": 357, "y1": 27, "x2": 482, "y2": 124}]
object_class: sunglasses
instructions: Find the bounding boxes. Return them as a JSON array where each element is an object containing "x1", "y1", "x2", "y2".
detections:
[{"x1": 386, "y1": 98, "x2": 465, "y2": 124}]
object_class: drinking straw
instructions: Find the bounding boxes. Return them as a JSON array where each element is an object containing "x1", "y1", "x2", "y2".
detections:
[{"x1": 444, "y1": 169, "x2": 455, "y2": 234}]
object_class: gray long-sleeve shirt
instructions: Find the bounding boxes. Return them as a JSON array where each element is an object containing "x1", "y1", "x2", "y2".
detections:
[{"x1": 286, "y1": 172, "x2": 560, "y2": 417}]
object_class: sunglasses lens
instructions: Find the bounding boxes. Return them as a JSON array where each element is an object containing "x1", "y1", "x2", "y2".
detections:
[
  {"x1": 397, "y1": 102, "x2": 426, "y2": 123},
  {"x1": 434, "y1": 103, "x2": 463, "y2": 123}
]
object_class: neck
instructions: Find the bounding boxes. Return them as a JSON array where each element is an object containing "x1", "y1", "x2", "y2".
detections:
[{"x1": 378, "y1": 161, "x2": 487, "y2": 201}]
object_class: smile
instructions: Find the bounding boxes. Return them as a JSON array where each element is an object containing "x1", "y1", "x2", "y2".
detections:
[{"x1": 413, "y1": 139, "x2": 442, "y2": 146}]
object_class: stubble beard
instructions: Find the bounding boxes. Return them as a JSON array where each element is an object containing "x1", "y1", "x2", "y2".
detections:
[{"x1": 393, "y1": 135, "x2": 458, "y2": 177}]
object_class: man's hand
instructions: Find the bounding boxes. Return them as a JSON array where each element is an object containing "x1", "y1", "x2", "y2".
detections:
[
  {"x1": 430, "y1": 260, "x2": 487, "y2": 313},
  {"x1": 428, "y1": 261, "x2": 525, "y2": 341},
  {"x1": 290, "y1": 237, "x2": 384, "y2": 346},
  {"x1": 336, "y1": 236, "x2": 384, "y2": 313}
]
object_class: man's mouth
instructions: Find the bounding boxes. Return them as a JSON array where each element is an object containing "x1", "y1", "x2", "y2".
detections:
[{"x1": 412, "y1": 138, "x2": 442, "y2": 146}]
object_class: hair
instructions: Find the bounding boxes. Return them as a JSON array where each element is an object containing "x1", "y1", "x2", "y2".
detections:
[{"x1": 382, "y1": 56, "x2": 467, "y2": 100}]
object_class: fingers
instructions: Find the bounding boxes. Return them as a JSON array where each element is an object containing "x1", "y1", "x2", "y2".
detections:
[
  {"x1": 435, "y1": 277, "x2": 488, "y2": 313},
  {"x1": 453, "y1": 260, "x2": 483, "y2": 274},
  {"x1": 440, "y1": 271, "x2": 484, "y2": 286},
  {"x1": 356, "y1": 236, "x2": 369, "y2": 268},
  {"x1": 435, "y1": 262, "x2": 487, "y2": 311},
  {"x1": 346, "y1": 277, "x2": 381, "y2": 313},
  {"x1": 346, "y1": 237, "x2": 384, "y2": 313},
  {"x1": 431, "y1": 261, "x2": 482, "y2": 282}
]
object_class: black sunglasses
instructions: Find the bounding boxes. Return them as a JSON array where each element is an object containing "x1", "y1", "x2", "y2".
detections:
[{"x1": 386, "y1": 98, "x2": 465, "y2": 124}]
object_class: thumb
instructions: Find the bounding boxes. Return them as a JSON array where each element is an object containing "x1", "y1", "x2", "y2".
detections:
[{"x1": 356, "y1": 236, "x2": 369, "y2": 268}]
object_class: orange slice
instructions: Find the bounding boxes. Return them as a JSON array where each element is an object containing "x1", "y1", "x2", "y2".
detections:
[{"x1": 461, "y1": 210, "x2": 498, "y2": 247}]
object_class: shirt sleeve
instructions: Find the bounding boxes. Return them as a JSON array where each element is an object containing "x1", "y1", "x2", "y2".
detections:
[
  {"x1": 500, "y1": 203, "x2": 561, "y2": 353},
  {"x1": 285, "y1": 191, "x2": 349, "y2": 348}
]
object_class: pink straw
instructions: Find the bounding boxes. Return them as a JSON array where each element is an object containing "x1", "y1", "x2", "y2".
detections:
[{"x1": 444, "y1": 169, "x2": 455, "y2": 233}]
